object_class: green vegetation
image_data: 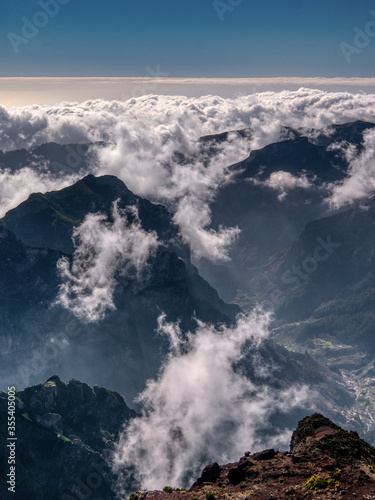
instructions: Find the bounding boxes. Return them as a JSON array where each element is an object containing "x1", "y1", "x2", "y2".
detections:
[
  {"x1": 305, "y1": 469, "x2": 341, "y2": 492},
  {"x1": 129, "y1": 494, "x2": 138, "y2": 500},
  {"x1": 205, "y1": 492, "x2": 215, "y2": 500},
  {"x1": 21, "y1": 412, "x2": 32, "y2": 421},
  {"x1": 163, "y1": 486, "x2": 173, "y2": 493},
  {"x1": 56, "y1": 433, "x2": 71, "y2": 442},
  {"x1": 332, "y1": 467, "x2": 341, "y2": 479},
  {"x1": 305, "y1": 475, "x2": 329, "y2": 491}
]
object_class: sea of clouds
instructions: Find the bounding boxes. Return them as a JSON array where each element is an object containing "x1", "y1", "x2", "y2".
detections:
[{"x1": 1, "y1": 88, "x2": 375, "y2": 262}]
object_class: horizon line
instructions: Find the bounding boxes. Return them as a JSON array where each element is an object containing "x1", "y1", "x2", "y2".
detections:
[{"x1": 1, "y1": 76, "x2": 375, "y2": 82}]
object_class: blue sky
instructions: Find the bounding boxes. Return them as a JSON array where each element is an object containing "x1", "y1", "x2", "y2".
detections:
[{"x1": 1, "y1": 0, "x2": 375, "y2": 77}]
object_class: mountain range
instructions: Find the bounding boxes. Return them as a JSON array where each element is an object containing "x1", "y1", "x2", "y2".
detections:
[{"x1": 1, "y1": 119, "x2": 375, "y2": 497}]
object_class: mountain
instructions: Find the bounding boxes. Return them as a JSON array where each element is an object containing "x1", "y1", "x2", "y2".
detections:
[
  {"x1": 199, "y1": 120, "x2": 375, "y2": 306},
  {"x1": 0, "y1": 376, "x2": 135, "y2": 500},
  {"x1": 140, "y1": 413, "x2": 375, "y2": 499},
  {"x1": 192, "y1": 120, "x2": 375, "y2": 432},
  {"x1": 0, "y1": 142, "x2": 99, "y2": 176},
  {"x1": 0, "y1": 175, "x2": 239, "y2": 401},
  {"x1": 0, "y1": 174, "x2": 355, "y2": 422},
  {"x1": 263, "y1": 197, "x2": 375, "y2": 433}
]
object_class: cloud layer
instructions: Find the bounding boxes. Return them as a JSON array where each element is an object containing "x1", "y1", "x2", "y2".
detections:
[
  {"x1": 1, "y1": 89, "x2": 375, "y2": 259},
  {"x1": 56, "y1": 202, "x2": 158, "y2": 322},
  {"x1": 113, "y1": 310, "x2": 311, "y2": 491}
]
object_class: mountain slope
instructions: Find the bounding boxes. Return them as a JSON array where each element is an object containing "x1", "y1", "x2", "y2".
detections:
[
  {"x1": 200, "y1": 120, "x2": 375, "y2": 305},
  {"x1": 0, "y1": 141, "x2": 99, "y2": 176},
  {"x1": 0, "y1": 175, "x2": 239, "y2": 401}
]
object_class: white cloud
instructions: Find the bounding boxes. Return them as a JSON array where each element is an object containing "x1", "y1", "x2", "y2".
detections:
[
  {"x1": 0, "y1": 167, "x2": 81, "y2": 217},
  {"x1": 253, "y1": 170, "x2": 314, "y2": 200},
  {"x1": 56, "y1": 202, "x2": 158, "y2": 322},
  {"x1": 328, "y1": 128, "x2": 375, "y2": 207},
  {"x1": 113, "y1": 310, "x2": 311, "y2": 491}
]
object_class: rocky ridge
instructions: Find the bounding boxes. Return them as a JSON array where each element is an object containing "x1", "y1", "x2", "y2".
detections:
[
  {"x1": 139, "y1": 414, "x2": 375, "y2": 499},
  {"x1": 0, "y1": 375, "x2": 136, "y2": 500}
]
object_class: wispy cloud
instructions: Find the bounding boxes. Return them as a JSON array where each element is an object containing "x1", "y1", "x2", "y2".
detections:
[
  {"x1": 56, "y1": 202, "x2": 158, "y2": 322},
  {"x1": 328, "y1": 128, "x2": 375, "y2": 207},
  {"x1": 113, "y1": 310, "x2": 311, "y2": 491}
]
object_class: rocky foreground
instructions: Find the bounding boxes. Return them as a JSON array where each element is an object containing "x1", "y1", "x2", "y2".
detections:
[
  {"x1": 138, "y1": 414, "x2": 375, "y2": 500},
  {"x1": 0, "y1": 375, "x2": 136, "y2": 499},
  {"x1": 3, "y1": 376, "x2": 375, "y2": 499}
]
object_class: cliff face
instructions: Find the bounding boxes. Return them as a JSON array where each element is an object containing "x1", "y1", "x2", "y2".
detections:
[
  {"x1": 0, "y1": 375, "x2": 136, "y2": 500},
  {"x1": 139, "y1": 414, "x2": 375, "y2": 499}
]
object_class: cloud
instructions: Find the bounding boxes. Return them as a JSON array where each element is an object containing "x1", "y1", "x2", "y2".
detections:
[
  {"x1": 0, "y1": 167, "x2": 81, "y2": 217},
  {"x1": 3, "y1": 77, "x2": 375, "y2": 107},
  {"x1": 56, "y1": 202, "x2": 158, "y2": 322},
  {"x1": 113, "y1": 310, "x2": 311, "y2": 491},
  {"x1": 252, "y1": 170, "x2": 314, "y2": 200},
  {"x1": 2, "y1": 89, "x2": 375, "y2": 259},
  {"x1": 328, "y1": 128, "x2": 375, "y2": 207}
]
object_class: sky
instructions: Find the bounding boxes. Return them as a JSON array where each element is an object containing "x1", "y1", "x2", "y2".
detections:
[{"x1": 1, "y1": 0, "x2": 375, "y2": 78}]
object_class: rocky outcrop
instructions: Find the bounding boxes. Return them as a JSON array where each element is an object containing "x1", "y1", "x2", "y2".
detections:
[
  {"x1": 0, "y1": 376, "x2": 136, "y2": 500},
  {"x1": 139, "y1": 413, "x2": 375, "y2": 499}
]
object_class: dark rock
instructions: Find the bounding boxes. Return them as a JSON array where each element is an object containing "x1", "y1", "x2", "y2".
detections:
[
  {"x1": 192, "y1": 462, "x2": 221, "y2": 486},
  {"x1": 253, "y1": 449, "x2": 276, "y2": 461},
  {"x1": 228, "y1": 461, "x2": 253, "y2": 485}
]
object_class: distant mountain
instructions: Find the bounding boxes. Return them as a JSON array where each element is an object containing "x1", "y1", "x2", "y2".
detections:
[
  {"x1": 199, "y1": 120, "x2": 375, "y2": 305},
  {"x1": 138, "y1": 413, "x2": 375, "y2": 499},
  {"x1": 269, "y1": 197, "x2": 375, "y2": 368},
  {"x1": 0, "y1": 142, "x2": 100, "y2": 176},
  {"x1": 0, "y1": 172, "x2": 355, "y2": 429},
  {"x1": 195, "y1": 121, "x2": 375, "y2": 432},
  {"x1": 0, "y1": 175, "x2": 239, "y2": 401},
  {"x1": 3, "y1": 173, "x2": 186, "y2": 255}
]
